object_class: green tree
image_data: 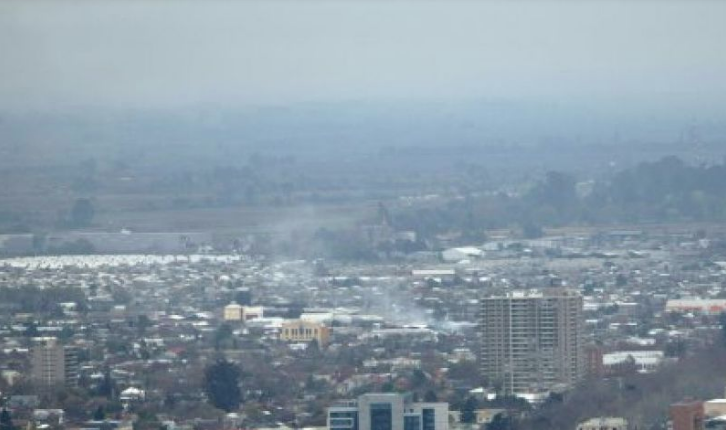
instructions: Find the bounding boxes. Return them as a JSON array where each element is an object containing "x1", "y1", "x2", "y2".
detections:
[
  {"x1": 719, "y1": 312, "x2": 726, "y2": 345},
  {"x1": 204, "y1": 359, "x2": 242, "y2": 412},
  {"x1": 521, "y1": 222, "x2": 544, "y2": 239},
  {"x1": 24, "y1": 321, "x2": 39, "y2": 337},
  {"x1": 96, "y1": 369, "x2": 115, "y2": 399},
  {"x1": 214, "y1": 324, "x2": 234, "y2": 351},
  {"x1": 526, "y1": 171, "x2": 577, "y2": 218},
  {"x1": 487, "y1": 413, "x2": 511, "y2": 430},
  {"x1": 307, "y1": 338, "x2": 321, "y2": 356},
  {"x1": 70, "y1": 198, "x2": 95, "y2": 228},
  {"x1": 32, "y1": 233, "x2": 46, "y2": 253},
  {"x1": 412, "y1": 369, "x2": 428, "y2": 389},
  {"x1": 59, "y1": 326, "x2": 74, "y2": 342},
  {"x1": 133, "y1": 409, "x2": 161, "y2": 430},
  {"x1": 136, "y1": 315, "x2": 151, "y2": 336},
  {"x1": 665, "y1": 339, "x2": 687, "y2": 358},
  {"x1": 424, "y1": 390, "x2": 438, "y2": 402},
  {"x1": 616, "y1": 274, "x2": 628, "y2": 287},
  {"x1": 48, "y1": 238, "x2": 96, "y2": 255},
  {"x1": 461, "y1": 396, "x2": 478, "y2": 424},
  {"x1": 0, "y1": 408, "x2": 15, "y2": 430},
  {"x1": 93, "y1": 405, "x2": 105, "y2": 421}
]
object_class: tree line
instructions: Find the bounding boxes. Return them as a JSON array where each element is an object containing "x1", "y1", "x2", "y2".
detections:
[{"x1": 392, "y1": 156, "x2": 726, "y2": 239}]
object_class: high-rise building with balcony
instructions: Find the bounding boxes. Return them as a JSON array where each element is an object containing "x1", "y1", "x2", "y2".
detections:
[
  {"x1": 479, "y1": 288, "x2": 584, "y2": 395},
  {"x1": 31, "y1": 339, "x2": 78, "y2": 389}
]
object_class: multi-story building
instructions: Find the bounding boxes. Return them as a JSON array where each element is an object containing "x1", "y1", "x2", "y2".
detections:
[
  {"x1": 31, "y1": 340, "x2": 78, "y2": 389},
  {"x1": 280, "y1": 320, "x2": 330, "y2": 347},
  {"x1": 223, "y1": 302, "x2": 264, "y2": 322},
  {"x1": 479, "y1": 288, "x2": 584, "y2": 395},
  {"x1": 328, "y1": 393, "x2": 448, "y2": 430}
]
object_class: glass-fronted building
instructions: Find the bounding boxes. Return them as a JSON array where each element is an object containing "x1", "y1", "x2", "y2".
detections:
[{"x1": 327, "y1": 394, "x2": 448, "y2": 430}]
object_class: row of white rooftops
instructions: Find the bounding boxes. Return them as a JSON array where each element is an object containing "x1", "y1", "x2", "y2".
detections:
[
  {"x1": 602, "y1": 350, "x2": 665, "y2": 369},
  {"x1": 665, "y1": 298, "x2": 726, "y2": 314},
  {"x1": 0, "y1": 254, "x2": 244, "y2": 269},
  {"x1": 219, "y1": 305, "x2": 387, "y2": 328},
  {"x1": 481, "y1": 288, "x2": 581, "y2": 299}
]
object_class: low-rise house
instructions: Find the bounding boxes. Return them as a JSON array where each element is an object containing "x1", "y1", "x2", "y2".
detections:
[{"x1": 576, "y1": 417, "x2": 628, "y2": 430}]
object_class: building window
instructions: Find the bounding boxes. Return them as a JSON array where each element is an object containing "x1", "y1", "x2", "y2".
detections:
[
  {"x1": 370, "y1": 403, "x2": 393, "y2": 430},
  {"x1": 330, "y1": 411, "x2": 358, "y2": 430},
  {"x1": 422, "y1": 408, "x2": 435, "y2": 430},
  {"x1": 404, "y1": 416, "x2": 421, "y2": 430}
]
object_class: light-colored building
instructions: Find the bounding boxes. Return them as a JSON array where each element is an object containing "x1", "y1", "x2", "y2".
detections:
[
  {"x1": 576, "y1": 417, "x2": 628, "y2": 430},
  {"x1": 328, "y1": 400, "x2": 359, "y2": 430},
  {"x1": 411, "y1": 269, "x2": 456, "y2": 282},
  {"x1": 359, "y1": 393, "x2": 405, "y2": 430},
  {"x1": 31, "y1": 340, "x2": 78, "y2": 388},
  {"x1": 602, "y1": 351, "x2": 664, "y2": 373},
  {"x1": 120, "y1": 387, "x2": 146, "y2": 402},
  {"x1": 224, "y1": 303, "x2": 264, "y2": 322},
  {"x1": 223, "y1": 302, "x2": 243, "y2": 321},
  {"x1": 241, "y1": 306, "x2": 264, "y2": 321},
  {"x1": 705, "y1": 399, "x2": 726, "y2": 418},
  {"x1": 328, "y1": 393, "x2": 448, "y2": 430},
  {"x1": 665, "y1": 299, "x2": 726, "y2": 315},
  {"x1": 301, "y1": 312, "x2": 334, "y2": 324},
  {"x1": 280, "y1": 320, "x2": 330, "y2": 347},
  {"x1": 441, "y1": 247, "x2": 483, "y2": 263},
  {"x1": 479, "y1": 288, "x2": 584, "y2": 395},
  {"x1": 404, "y1": 402, "x2": 448, "y2": 430},
  {"x1": 474, "y1": 409, "x2": 506, "y2": 425},
  {"x1": 33, "y1": 409, "x2": 65, "y2": 427}
]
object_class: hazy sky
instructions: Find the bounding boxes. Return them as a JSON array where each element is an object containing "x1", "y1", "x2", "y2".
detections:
[{"x1": 1, "y1": 0, "x2": 725, "y2": 111}]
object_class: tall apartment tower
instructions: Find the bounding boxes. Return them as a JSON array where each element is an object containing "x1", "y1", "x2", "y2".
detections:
[
  {"x1": 479, "y1": 288, "x2": 584, "y2": 395},
  {"x1": 31, "y1": 340, "x2": 79, "y2": 389}
]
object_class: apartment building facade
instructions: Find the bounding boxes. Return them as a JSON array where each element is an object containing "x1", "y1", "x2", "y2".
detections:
[
  {"x1": 31, "y1": 340, "x2": 78, "y2": 389},
  {"x1": 479, "y1": 288, "x2": 584, "y2": 395}
]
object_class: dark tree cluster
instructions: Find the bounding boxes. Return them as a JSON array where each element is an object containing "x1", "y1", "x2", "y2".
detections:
[
  {"x1": 515, "y1": 344, "x2": 726, "y2": 430},
  {"x1": 203, "y1": 359, "x2": 242, "y2": 412},
  {"x1": 392, "y1": 156, "x2": 726, "y2": 240},
  {"x1": 0, "y1": 286, "x2": 88, "y2": 314}
]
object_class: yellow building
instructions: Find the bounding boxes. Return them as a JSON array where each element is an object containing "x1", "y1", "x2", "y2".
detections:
[
  {"x1": 224, "y1": 303, "x2": 264, "y2": 322},
  {"x1": 280, "y1": 320, "x2": 330, "y2": 347},
  {"x1": 223, "y1": 302, "x2": 243, "y2": 321}
]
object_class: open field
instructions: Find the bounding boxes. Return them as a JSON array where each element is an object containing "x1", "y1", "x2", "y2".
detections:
[{"x1": 91, "y1": 201, "x2": 377, "y2": 233}]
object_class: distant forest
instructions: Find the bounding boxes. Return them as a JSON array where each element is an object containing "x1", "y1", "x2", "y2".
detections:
[{"x1": 392, "y1": 156, "x2": 726, "y2": 238}]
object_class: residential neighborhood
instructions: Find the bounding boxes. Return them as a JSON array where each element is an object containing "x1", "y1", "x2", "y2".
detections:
[{"x1": 2, "y1": 226, "x2": 726, "y2": 430}]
